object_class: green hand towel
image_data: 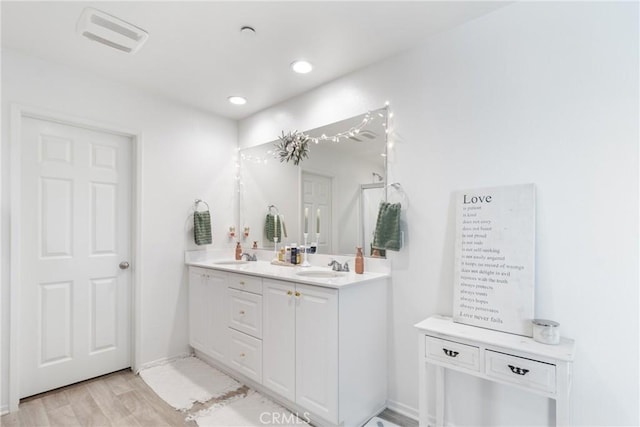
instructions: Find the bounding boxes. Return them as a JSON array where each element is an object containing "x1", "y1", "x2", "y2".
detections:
[
  {"x1": 265, "y1": 213, "x2": 287, "y2": 242},
  {"x1": 372, "y1": 202, "x2": 402, "y2": 251},
  {"x1": 194, "y1": 211, "x2": 212, "y2": 245}
]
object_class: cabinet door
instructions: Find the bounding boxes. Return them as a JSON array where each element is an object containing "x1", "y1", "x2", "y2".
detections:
[
  {"x1": 262, "y1": 279, "x2": 296, "y2": 402},
  {"x1": 295, "y1": 284, "x2": 338, "y2": 423},
  {"x1": 188, "y1": 267, "x2": 209, "y2": 351},
  {"x1": 205, "y1": 270, "x2": 229, "y2": 362},
  {"x1": 188, "y1": 267, "x2": 228, "y2": 362}
]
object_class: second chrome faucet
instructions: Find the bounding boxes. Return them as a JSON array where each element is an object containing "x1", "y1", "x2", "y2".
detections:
[{"x1": 328, "y1": 260, "x2": 349, "y2": 272}]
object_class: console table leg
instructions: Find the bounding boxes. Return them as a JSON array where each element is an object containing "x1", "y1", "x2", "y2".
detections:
[
  {"x1": 556, "y1": 362, "x2": 572, "y2": 426},
  {"x1": 419, "y1": 334, "x2": 429, "y2": 426},
  {"x1": 435, "y1": 365, "x2": 445, "y2": 427}
]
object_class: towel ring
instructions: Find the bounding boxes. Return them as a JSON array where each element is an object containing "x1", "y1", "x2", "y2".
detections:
[
  {"x1": 386, "y1": 183, "x2": 408, "y2": 208},
  {"x1": 195, "y1": 199, "x2": 210, "y2": 212},
  {"x1": 268, "y1": 204, "x2": 280, "y2": 215}
]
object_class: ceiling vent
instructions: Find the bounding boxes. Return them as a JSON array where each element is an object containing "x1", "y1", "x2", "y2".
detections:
[
  {"x1": 348, "y1": 130, "x2": 377, "y2": 142},
  {"x1": 77, "y1": 8, "x2": 148, "y2": 54}
]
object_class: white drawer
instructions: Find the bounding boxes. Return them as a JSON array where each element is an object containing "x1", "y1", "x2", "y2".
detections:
[
  {"x1": 229, "y1": 329, "x2": 262, "y2": 383},
  {"x1": 228, "y1": 273, "x2": 262, "y2": 295},
  {"x1": 228, "y1": 288, "x2": 262, "y2": 339},
  {"x1": 485, "y1": 350, "x2": 556, "y2": 393},
  {"x1": 425, "y1": 336, "x2": 480, "y2": 371}
]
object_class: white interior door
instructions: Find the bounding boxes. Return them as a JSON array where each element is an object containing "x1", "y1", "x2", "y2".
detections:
[
  {"x1": 19, "y1": 116, "x2": 132, "y2": 398},
  {"x1": 301, "y1": 172, "x2": 332, "y2": 254}
]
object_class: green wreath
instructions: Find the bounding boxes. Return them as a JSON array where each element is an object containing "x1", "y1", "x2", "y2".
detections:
[{"x1": 275, "y1": 131, "x2": 310, "y2": 165}]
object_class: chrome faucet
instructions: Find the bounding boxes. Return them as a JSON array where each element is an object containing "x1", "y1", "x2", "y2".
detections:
[
  {"x1": 240, "y1": 253, "x2": 257, "y2": 261},
  {"x1": 328, "y1": 260, "x2": 349, "y2": 272}
]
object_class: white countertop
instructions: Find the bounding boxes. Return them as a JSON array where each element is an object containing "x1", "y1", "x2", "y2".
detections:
[{"x1": 186, "y1": 259, "x2": 389, "y2": 289}]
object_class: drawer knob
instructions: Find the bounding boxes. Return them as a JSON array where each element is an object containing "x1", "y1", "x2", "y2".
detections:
[
  {"x1": 239, "y1": 310, "x2": 245, "y2": 315},
  {"x1": 442, "y1": 348, "x2": 459, "y2": 358},
  {"x1": 240, "y1": 352, "x2": 246, "y2": 358},
  {"x1": 508, "y1": 365, "x2": 530, "y2": 376},
  {"x1": 287, "y1": 290, "x2": 293, "y2": 296},
  {"x1": 239, "y1": 281, "x2": 245, "y2": 285},
  {"x1": 295, "y1": 291, "x2": 301, "y2": 297}
]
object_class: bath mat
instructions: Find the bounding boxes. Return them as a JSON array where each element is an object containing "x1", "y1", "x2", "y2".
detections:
[
  {"x1": 192, "y1": 389, "x2": 307, "y2": 426},
  {"x1": 139, "y1": 356, "x2": 241, "y2": 411},
  {"x1": 363, "y1": 416, "x2": 402, "y2": 427}
]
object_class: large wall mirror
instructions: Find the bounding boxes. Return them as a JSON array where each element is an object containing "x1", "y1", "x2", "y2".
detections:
[{"x1": 239, "y1": 108, "x2": 388, "y2": 257}]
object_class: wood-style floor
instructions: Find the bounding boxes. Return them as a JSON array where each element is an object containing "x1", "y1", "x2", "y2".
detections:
[{"x1": 0, "y1": 369, "x2": 417, "y2": 427}]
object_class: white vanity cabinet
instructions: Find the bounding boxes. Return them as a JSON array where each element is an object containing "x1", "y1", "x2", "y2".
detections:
[
  {"x1": 188, "y1": 267, "x2": 228, "y2": 363},
  {"x1": 188, "y1": 263, "x2": 388, "y2": 427},
  {"x1": 262, "y1": 278, "x2": 387, "y2": 427},
  {"x1": 263, "y1": 280, "x2": 338, "y2": 422}
]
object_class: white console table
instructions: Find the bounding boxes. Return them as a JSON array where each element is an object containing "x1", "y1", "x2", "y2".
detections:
[{"x1": 415, "y1": 315, "x2": 575, "y2": 427}]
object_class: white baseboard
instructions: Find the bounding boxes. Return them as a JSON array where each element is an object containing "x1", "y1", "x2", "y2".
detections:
[
  {"x1": 1, "y1": 404, "x2": 9, "y2": 415},
  {"x1": 136, "y1": 352, "x2": 193, "y2": 373},
  {"x1": 385, "y1": 401, "x2": 457, "y2": 427},
  {"x1": 385, "y1": 399, "x2": 419, "y2": 422}
]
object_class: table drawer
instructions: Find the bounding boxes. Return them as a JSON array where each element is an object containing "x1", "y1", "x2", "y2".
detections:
[
  {"x1": 485, "y1": 350, "x2": 556, "y2": 393},
  {"x1": 229, "y1": 329, "x2": 262, "y2": 383},
  {"x1": 227, "y1": 273, "x2": 262, "y2": 294},
  {"x1": 425, "y1": 336, "x2": 480, "y2": 371},
  {"x1": 228, "y1": 288, "x2": 262, "y2": 339}
]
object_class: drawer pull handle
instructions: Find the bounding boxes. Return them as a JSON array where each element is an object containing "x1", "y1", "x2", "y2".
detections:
[
  {"x1": 239, "y1": 310, "x2": 245, "y2": 315},
  {"x1": 295, "y1": 291, "x2": 301, "y2": 297},
  {"x1": 287, "y1": 290, "x2": 293, "y2": 296},
  {"x1": 508, "y1": 365, "x2": 530, "y2": 376},
  {"x1": 240, "y1": 352, "x2": 246, "y2": 358},
  {"x1": 442, "y1": 348, "x2": 459, "y2": 358},
  {"x1": 239, "y1": 281, "x2": 245, "y2": 285}
]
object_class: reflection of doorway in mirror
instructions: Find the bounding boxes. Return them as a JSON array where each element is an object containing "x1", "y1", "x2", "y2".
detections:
[{"x1": 302, "y1": 172, "x2": 332, "y2": 254}]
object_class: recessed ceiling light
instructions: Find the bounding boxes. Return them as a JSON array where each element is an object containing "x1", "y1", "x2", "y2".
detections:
[
  {"x1": 291, "y1": 60, "x2": 313, "y2": 74},
  {"x1": 228, "y1": 96, "x2": 247, "y2": 105}
]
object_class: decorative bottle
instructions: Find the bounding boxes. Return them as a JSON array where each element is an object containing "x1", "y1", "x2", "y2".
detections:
[
  {"x1": 235, "y1": 242, "x2": 242, "y2": 260},
  {"x1": 355, "y1": 247, "x2": 364, "y2": 274}
]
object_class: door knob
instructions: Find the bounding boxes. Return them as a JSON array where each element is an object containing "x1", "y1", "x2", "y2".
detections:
[{"x1": 119, "y1": 261, "x2": 130, "y2": 270}]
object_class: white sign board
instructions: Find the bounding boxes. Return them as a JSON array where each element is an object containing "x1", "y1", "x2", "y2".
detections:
[{"x1": 453, "y1": 184, "x2": 535, "y2": 336}]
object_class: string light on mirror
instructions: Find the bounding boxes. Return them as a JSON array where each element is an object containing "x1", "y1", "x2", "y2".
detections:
[{"x1": 274, "y1": 102, "x2": 393, "y2": 164}]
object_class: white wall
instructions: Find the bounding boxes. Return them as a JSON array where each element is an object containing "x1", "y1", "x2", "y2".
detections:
[
  {"x1": 239, "y1": 2, "x2": 639, "y2": 426},
  {"x1": 1, "y1": 49, "x2": 238, "y2": 410}
]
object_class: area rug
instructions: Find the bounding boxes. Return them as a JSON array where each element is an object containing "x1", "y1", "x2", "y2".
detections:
[
  {"x1": 140, "y1": 356, "x2": 305, "y2": 426},
  {"x1": 191, "y1": 389, "x2": 307, "y2": 427},
  {"x1": 139, "y1": 356, "x2": 241, "y2": 411}
]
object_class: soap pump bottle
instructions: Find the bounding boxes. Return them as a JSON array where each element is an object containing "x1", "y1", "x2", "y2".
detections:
[
  {"x1": 235, "y1": 242, "x2": 242, "y2": 260},
  {"x1": 355, "y1": 246, "x2": 364, "y2": 274}
]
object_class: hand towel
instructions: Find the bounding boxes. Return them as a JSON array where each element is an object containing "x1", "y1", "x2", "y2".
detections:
[
  {"x1": 265, "y1": 213, "x2": 287, "y2": 242},
  {"x1": 194, "y1": 210, "x2": 212, "y2": 245},
  {"x1": 372, "y1": 202, "x2": 402, "y2": 251}
]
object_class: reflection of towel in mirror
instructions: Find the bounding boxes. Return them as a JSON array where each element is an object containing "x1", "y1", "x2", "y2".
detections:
[
  {"x1": 372, "y1": 202, "x2": 402, "y2": 251},
  {"x1": 194, "y1": 211, "x2": 212, "y2": 245},
  {"x1": 265, "y1": 213, "x2": 287, "y2": 242}
]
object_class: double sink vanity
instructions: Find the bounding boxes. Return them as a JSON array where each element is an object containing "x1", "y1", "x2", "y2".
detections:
[{"x1": 185, "y1": 252, "x2": 390, "y2": 427}]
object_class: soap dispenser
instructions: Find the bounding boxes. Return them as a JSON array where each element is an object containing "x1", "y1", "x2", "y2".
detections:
[
  {"x1": 235, "y1": 242, "x2": 242, "y2": 260},
  {"x1": 355, "y1": 247, "x2": 364, "y2": 274}
]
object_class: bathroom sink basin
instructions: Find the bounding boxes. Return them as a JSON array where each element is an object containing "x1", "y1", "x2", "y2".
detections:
[
  {"x1": 212, "y1": 260, "x2": 249, "y2": 265},
  {"x1": 296, "y1": 270, "x2": 346, "y2": 278}
]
